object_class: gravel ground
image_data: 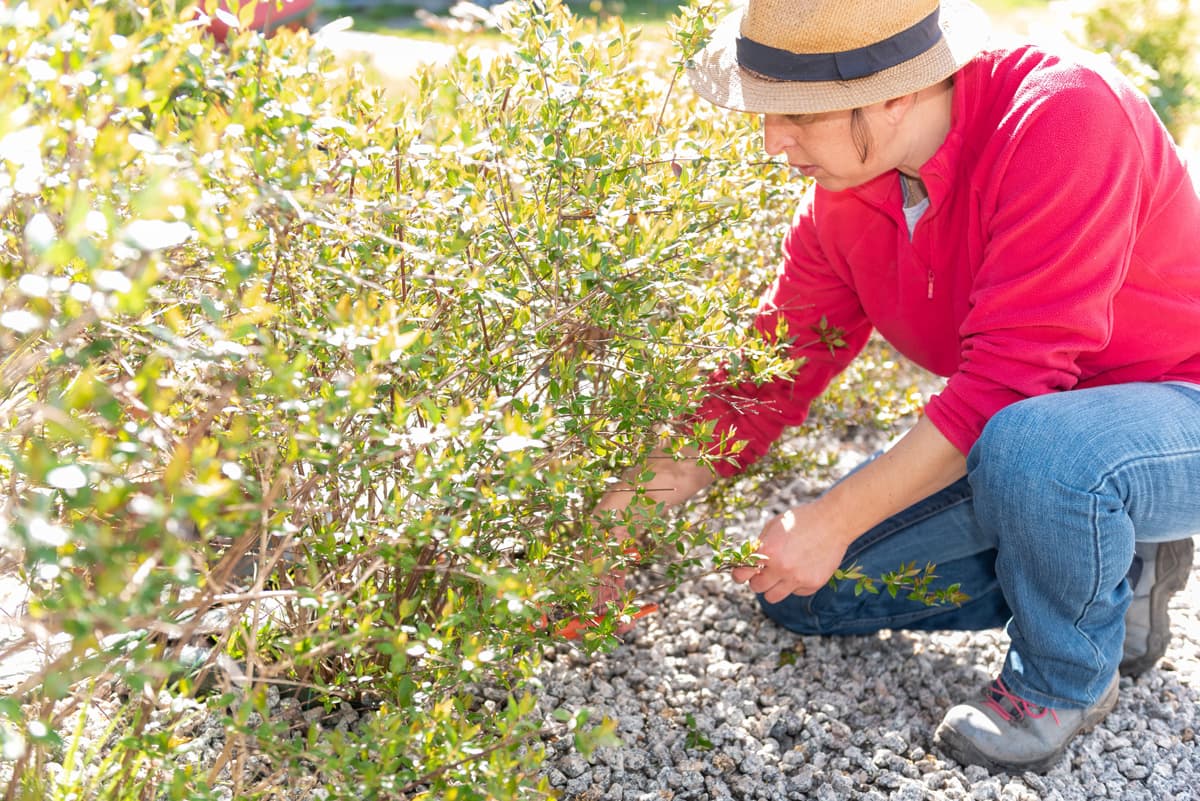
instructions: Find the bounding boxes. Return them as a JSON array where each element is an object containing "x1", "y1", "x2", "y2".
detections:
[{"x1": 534, "y1": 459, "x2": 1200, "y2": 801}]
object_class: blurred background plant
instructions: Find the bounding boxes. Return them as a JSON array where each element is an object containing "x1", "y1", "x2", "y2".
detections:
[{"x1": 1055, "y1": 0, "x2": 1200, "y2": 142}]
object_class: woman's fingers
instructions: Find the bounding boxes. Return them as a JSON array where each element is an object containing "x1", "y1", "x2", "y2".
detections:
[
  {"x1": 730, "y1": 564, "x2": 760, "y2": 583},
  {"x1": 747, "y1": 569, "x2": 776, "y2": 595}
]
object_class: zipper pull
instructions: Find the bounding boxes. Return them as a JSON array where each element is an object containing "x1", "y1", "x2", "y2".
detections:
[{"x1": 927, "y1": 269, "x2": 934, "y2": 300}]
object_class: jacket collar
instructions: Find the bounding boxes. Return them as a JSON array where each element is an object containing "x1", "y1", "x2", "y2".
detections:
[{"x1": 841, "y1": 55, "x2": 979, "y2": 213}]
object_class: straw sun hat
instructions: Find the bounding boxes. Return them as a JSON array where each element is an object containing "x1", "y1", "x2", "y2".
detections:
[{"x1": 687, "y1": 0, "x2": 992, "y2": 115}]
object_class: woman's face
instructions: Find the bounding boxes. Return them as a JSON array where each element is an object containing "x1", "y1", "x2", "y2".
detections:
[{"x1": 762, "y1": 105, "x2": 897, "y2": 192}]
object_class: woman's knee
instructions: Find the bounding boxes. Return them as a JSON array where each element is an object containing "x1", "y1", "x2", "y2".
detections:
[{"x1": 967, "y1": 394, "x2": 1100, "y2": 505}]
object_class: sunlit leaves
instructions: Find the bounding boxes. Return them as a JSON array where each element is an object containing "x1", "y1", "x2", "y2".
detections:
[{"x1": 0, "y1": 0, "x2": 919, "y2": 798}]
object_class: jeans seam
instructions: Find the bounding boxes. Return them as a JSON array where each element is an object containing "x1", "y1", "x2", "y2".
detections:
[
  {"x1": 1037, "y1": 446, "x2": 1200, "y2": 703},
  {"x1": 1079, "y1": 446, "x2": 1200, "y2": 669},
  {"x1": 1072, "y1": 488, "x2": 1107, "y2": 680}
]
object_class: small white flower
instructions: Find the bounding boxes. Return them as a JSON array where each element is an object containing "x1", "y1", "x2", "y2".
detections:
[
  {"x1": 127, "y1": 133, "x2": 157, "y2": 153},
  {"x1": 409, "y1": 427, "x2": 435, "y2": 446},
  {"x1": 122, "y1": 219, "x2": 193, "y2": 251},
  {"x1": 84, "y1": 209, "x2": 108, "y2": 237},
  {"x1": 1, "y1": 727, "x2": 26, "y2": 760},
  {"x1": 128, "y1": 495, "x2": 159, "y2": 516},
  {"x1": 0, "y1": 310, "x2": 44, "y2": 334},
  {"x1": 28, "y1": 517, "x2": 68, "y2": 547},
  {"x1": 13, "y1": 163, "x2": 45, "y2": 195},
  {"x1": 211, "y1": 340, "x2": 249, "y2": 357},
  {"x1": 16, "y1": 274, "x2": 48, "y2": 298},
  {"x1": 24, "y1": 59, "x2": 55, "y2": 82},
  {"x1": 24, "y1": 212, "x2": 55, "y2": 250},
  {"x1": 496, "y1": 434, "x2": 546, "y2": 453},
  {"x1": 94, "y1": 270, "x2": 131, "y2": 294},
  {"x1": 0, "y1": 125, "x2": 41, "y2": 165},
  {"x1": 46, "y1": 464, "x2": 87, "y2": 490},
  {"x1": 0, "y1": 3, "x2": 39, "y2": 28},
  {"x1": 313, "y1": 115, "x2": 355, "y2": 134}
]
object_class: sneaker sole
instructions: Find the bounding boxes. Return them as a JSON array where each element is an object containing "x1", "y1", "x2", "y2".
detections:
[
  {"x1": 934, "y1": 677, "x2": 1120, "y2": 774},
  {"x1": 1120, "y1": 537, "x2": 1194, "y2": 677}
]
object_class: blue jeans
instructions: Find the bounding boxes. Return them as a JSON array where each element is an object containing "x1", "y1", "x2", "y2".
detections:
[{"x1": 759, "y1": 382, "x2": 1200, "y2": 710}]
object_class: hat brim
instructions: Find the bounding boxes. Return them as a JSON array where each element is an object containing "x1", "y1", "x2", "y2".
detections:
[{"x1": 686, "y1": 0, "x2": 992, "y2": 114}]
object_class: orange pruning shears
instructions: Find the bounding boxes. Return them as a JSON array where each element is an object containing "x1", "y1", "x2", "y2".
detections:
[
  {"x1": 532, "y1": 557, "x2": 754, "y2": 641},
  {"x1": 530, "y1": 540, "x2": 756, "y2": 641},
  {"x1": 531, "y1": 541, "x2": 663, "y2": 640},
  {"x1": 537, "y1": 599, "x2": 662, "y2": 637},
  {"x1": 534, "y1": 601, "x2": 659, "y2": 641}
]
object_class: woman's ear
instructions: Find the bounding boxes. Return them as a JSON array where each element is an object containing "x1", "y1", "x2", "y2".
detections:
[{"x1": 882, "y1": 91, "x2": 919, "y2": 125}]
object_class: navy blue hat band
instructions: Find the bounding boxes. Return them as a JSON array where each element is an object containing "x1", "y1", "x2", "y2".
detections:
[{"x1": 735, "y1": 8, "x2": 943, "y2": 82}]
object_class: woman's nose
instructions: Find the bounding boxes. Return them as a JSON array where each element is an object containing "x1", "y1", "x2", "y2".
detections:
[{"x1": 762, "y1": 115, "x2": 793, "y2": 156}]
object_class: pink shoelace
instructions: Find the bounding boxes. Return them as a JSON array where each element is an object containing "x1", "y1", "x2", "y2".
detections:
[{"x1": 984, "y1": 679, "x2": 1061, "y2": 725}]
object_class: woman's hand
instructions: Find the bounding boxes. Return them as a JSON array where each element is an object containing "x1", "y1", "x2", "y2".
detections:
[
  {"x1": 729, "y1": 501, "x2": 851, "y2": 604},
  {"x1": 729, "y1": 418, "x2": 969, "y2": 604}
]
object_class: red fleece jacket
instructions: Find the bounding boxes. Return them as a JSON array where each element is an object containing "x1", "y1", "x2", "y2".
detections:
[{"x1": 695, "y1": 45, "x2": 1200, "y2": 476}]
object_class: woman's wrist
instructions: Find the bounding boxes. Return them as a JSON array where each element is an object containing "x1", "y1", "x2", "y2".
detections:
[{"x1": 810, "y1": 483, "x2": 869, "y2": 550}]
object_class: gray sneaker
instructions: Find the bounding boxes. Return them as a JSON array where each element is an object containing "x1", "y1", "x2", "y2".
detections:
[
  {"x1": 934, "y1": 674, "x2": 1119, "y2": 773},
  {"x1": 1121, "y1": 538, "x2": 1194, "y2": 677}
]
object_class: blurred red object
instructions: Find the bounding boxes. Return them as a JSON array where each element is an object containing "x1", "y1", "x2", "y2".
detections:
[
  {"x1": 533, "y1": 602, "x2": 658, "y2": 641},
  {"x1": 203, "y1": 0, "x2": 317, "y2": 43}
]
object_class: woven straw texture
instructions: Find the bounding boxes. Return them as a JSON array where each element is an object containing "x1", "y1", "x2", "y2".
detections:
[{"x1": 687, "y1": 0, "x2": 992, "y2": 115}]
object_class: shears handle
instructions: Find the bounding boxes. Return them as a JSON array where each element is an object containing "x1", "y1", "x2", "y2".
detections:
[{"x1": 534, "y1": 602, "x2": 658, "y2": 640}]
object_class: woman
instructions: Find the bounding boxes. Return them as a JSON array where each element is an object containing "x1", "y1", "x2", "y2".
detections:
[{"x1": 595, "y1": 0, "x2": 1200, "y2": 774}]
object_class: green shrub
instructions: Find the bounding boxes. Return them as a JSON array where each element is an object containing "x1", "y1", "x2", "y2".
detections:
[
  {"x1": 1064, "y1": 0, "x2": 1200, "y2": 141},
  {"x1": 0, "y1": 1, "x2": 928, "y2": 798}
]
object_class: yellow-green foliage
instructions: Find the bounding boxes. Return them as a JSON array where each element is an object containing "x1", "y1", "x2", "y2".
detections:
[
  {"x1": 1066, "y1": 0, "x2": 1200, "y2": 141},
  {"x1": 0, "y1": 1, "x2": 919, "y2": 798}
]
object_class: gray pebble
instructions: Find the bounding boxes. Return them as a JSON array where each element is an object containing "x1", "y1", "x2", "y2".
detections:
[
  {"x1": 969, "y1": 776, "x2": 1002, "y2": 800},
  {"x1": 893, "y1": 782, "x2": 927, "y2": 801},
  {"x1": 623, "y1": 748, "x2": 649, "y2": 773},
  {"x1": 561, "y1": 755, "x2": 589, "y2": 779}
]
